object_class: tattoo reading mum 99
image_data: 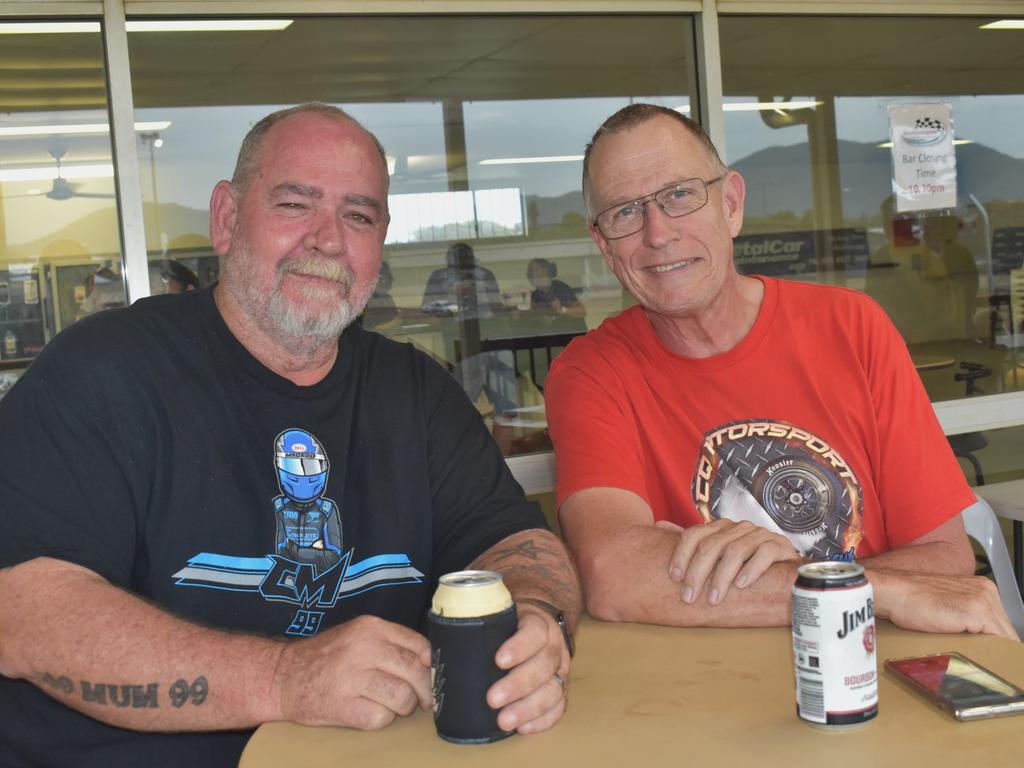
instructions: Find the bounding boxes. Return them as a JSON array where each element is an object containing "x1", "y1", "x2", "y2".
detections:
[{"x1": 39, "y1": 672, "x2": 208, "y2": 709}]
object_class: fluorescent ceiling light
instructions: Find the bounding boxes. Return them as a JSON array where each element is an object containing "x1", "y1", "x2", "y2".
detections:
[
  {"x1": 126, "y1": 20, "x2": 293, "y2": 32},
  {"x1": 479, "y1": 155, "x2": 583, "y2": 166},
  {"x1": 674, "y1": 101, "x2": 820, "y2": 114},
  {"x1": 0, "y1": 22, "x2": 100, "y2": 34},
  {"x1": 980, "y1": 20, "x2": 1024, "y2": 29},
  {"x1": 725, "y1": 100, "x2": 821, "y2": 112},
  {"x1": 877, "y1": 139, "x2": 973, "y2": 148},
  {"x1": 0, "y1": 121, "x2": 170, "y2": 137},
  {"x1": 0, "y1": 20, "x2": 293, "y2": 34},
  {"x1": 0, "y1": 164, "x2": 114, "y2": 182}
]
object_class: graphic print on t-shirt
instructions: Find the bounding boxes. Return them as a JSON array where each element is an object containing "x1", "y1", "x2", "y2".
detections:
[
  {"x1": 691, "y1": 419, "x2": 864, "y2": 560},
  {"x1": 272, "y1": 428, "x2": 344, "y2": 571},
  {"x1": 172, "y1": 428, "x2": 423, "y2": 637}
]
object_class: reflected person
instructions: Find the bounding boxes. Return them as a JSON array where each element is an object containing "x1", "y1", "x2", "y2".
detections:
[
  {"x1": 421, "y1": 242, "x2": 503, "y2": 318},
  {"x1": 526, "y1": 257, "x2": 586, "y2": 333},
  {"x1": 361, "y1": 260, "x2": 400, "y2": 329}
]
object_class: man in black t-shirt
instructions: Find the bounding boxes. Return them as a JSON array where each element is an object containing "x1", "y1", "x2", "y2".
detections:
[{"x1": 0, "y1": 103, "x2": 581, "y2": 767}]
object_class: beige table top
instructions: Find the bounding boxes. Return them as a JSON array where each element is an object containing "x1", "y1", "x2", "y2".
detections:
[{"x1": 240, "y1": 618, "x2": 1024, "y2": 768}]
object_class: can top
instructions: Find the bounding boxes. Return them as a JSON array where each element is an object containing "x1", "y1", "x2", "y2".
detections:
[
  {"x1": 431, "y1": 570, "x2": 513, "y2": 618},
  {"x1": 797, "y1": 561, "x2": 865, "y2": 581}
]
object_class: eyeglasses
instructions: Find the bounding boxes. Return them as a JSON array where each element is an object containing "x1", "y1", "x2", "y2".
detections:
[{"x1": 592, "y1": 175, "x2": 725, "y2": 240}]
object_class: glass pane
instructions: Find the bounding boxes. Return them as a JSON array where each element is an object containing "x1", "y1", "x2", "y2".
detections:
[
  {"x1": 127, "y1": 14, "x2": 695, "y2": 455},
  {"x1": 951, "y1": 423, "x2": 1024, "y2": 488},
  {"x1": 0, "y1": 20, "x2": 124, "y2": 386},
  {"x1": 720, "y1": 16, "x2": 1024, "y2": 403}
]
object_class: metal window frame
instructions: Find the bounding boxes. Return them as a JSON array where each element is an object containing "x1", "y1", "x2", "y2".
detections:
[
  {"x1": 5, "y1": 0, "x2": 1023, "y2": 494},
  {"x1": 103, "y1": 0, "x2": 150, "y2": 305}
]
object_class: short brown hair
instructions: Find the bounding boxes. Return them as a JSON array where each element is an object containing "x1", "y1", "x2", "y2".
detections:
[
  {"x1": 231, "y1": 102, "x2": 390, "y2": 196},
  {"x1": 582, "y1": 103, "x2": 725, "y2": 216}
]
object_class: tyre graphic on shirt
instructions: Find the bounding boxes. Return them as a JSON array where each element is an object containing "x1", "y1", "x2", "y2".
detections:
[{"x1": 691, "y1": 419, "x2": 863, "y2": 560}]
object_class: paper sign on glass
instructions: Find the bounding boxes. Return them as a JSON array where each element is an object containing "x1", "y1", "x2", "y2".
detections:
[{"x1": 887, "y1": 103, "x2": 957, "y2": 213}]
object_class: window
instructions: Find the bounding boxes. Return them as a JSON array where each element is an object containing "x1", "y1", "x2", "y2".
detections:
[
  {"x1": 720, "y1": 15, "x2": 1024, "y2": 407},
  {"x1": 0, "y1": 19, "x2": 124, "y2": 394},
  {"x1": 127, "y1": 14, "x2": 696, "y2": 455}
]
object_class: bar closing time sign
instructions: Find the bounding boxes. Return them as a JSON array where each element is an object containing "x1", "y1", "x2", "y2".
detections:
[{"x1": 888, "y1": 103, "x2": 958, "y2": 213}]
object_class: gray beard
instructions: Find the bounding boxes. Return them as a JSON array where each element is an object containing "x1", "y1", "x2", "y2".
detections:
[{"x1": 225, "y1": 242, "x2": 378, "y2": 352}]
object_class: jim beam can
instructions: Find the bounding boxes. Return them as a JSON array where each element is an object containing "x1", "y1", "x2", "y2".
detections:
[
  {"x1": 428, "y1": 570, "x2": 518, "y2": 743},
  {"x1": 792, "y1": 562, "x2": 878, "y2": 728}
]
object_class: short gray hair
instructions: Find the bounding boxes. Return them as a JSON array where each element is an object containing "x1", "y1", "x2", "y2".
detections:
[
  {"x1": 231, "y1": 102, "x2": 390, "y2": 196},
  {"x1": 582, "y1": 103, "x2": 726, "y2": 216}
]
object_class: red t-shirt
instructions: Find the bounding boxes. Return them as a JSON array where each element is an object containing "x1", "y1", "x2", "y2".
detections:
[{"x1": 545, "y1": 277, "x2": 974, "y2": 560}]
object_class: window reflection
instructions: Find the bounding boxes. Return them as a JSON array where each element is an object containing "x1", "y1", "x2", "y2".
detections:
[
  {"x1": 0, "y1": 23, "x2": 123, "y2": 383},
  {"x1": 720, "y1": 16, "x2": 1024, "y2": 406},
  {"x1": 127, "y1": 14, "x2": 695, "y2": 455}
]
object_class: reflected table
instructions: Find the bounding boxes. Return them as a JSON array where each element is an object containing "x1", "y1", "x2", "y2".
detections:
[
  {"x1": 912, "y1": 353, "x2": 956, "y2": 371},
  {"x1": 240, "y1": 619, "x2": 1024, "y2": 767}
]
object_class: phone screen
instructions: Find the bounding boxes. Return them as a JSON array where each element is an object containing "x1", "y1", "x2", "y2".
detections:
[{"x1": 886, "y1": 653, "x2": 1024, "y2": 711}]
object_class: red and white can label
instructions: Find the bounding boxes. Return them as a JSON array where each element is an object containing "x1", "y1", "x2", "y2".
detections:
[{"x1": 792, "y1": 579, "x2": 878, "y2": 726}]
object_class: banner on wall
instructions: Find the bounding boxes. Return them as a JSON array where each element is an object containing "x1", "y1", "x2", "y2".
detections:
[
  {"x1": 733, "y1": 228, "x2": 869, "y2": 277},
  {"x1": 887, "y1": 103, "x2": 957, "y2": 213}
]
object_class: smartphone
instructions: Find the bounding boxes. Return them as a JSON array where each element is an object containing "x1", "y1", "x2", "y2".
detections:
[{"x1": 884, "y1": 652, "x2": 1024, "y2": 721}]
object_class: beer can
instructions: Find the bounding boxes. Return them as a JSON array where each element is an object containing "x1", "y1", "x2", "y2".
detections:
[
  {"x1": 428, "y1": 570, "x2": 518, "y2": 744},
  {"x1": 792, "y1": 562, "x2": 878, "y2": 729}
]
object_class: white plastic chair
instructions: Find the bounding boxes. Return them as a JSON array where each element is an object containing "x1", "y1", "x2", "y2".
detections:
[{"x1": 961, "y1": 497, "x2": 1024, "y2": 641}]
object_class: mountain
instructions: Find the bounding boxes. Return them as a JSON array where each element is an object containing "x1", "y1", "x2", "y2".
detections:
[
  {"x1": 525, "y1": 190, "x2": 586, "y2": 230},
  {"x1": 732, "y1": 139, "x2": 1024, "y2": 219}
]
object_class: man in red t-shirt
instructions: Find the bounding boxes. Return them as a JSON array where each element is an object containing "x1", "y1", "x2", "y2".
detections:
[{"x1": 545, "y1": 103, "x2": 1014, "y2": 638}]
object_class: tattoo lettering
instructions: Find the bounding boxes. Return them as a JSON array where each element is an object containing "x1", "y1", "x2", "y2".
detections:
[
  {"x1": 169, "y1": 676, "x2": 209, "y2": 708},
  {"x1": 80, "y1": 681, "x2": 159, "y2": 708},
  {"x1": 38, "y1": 672, "x2": 74, "y2": 695}
]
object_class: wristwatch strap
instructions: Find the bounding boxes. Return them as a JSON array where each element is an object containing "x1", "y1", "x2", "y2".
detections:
[{"x1": 519, "y1": 597, "x2": 575, "y2": 658}]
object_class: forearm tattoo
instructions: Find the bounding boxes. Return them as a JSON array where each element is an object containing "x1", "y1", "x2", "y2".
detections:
[
  {"x1": 474, "y1": 533, "x2": 582, "y2": 618},
  {"x1": 37, "y1": 672, "x2": 209, "y2": 709}
]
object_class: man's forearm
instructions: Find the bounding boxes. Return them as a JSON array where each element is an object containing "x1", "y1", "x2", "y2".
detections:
[
  {"x1": 580, "y1": 524, "x2": 797, "y2": 627},
  {"x1": 580, "y1": 524, "x2": 1007, "y2": 637},
  {"x1": 856, "y1": 535, "x2": 971, "y2": 620},
  {"x1": 469, "y1": 529, "x2": 583, "y2": 632},
  {"x1": 0, "y1": 558, "x2": 283, "y2": 731},
  {"x1": 860, "y1": 539, "x2": 975, "y2": 577}
]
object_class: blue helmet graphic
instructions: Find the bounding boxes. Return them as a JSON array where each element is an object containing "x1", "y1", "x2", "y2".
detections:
[{"x1": 275, "y1": 429, "x2": 329, "y2": 502}]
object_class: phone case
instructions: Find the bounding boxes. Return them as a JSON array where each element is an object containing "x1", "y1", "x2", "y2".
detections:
[{"x1": 885, "y1": 652, "x2": 1024, "y2": 721}]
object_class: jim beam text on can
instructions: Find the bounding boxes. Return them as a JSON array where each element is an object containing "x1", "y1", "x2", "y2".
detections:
[
  {"x1": 428, "y1": 570, "x2": 518, "y2": 744},
  {"x1": 792, "y1": 562, "x2": 878, "y2": 728}
]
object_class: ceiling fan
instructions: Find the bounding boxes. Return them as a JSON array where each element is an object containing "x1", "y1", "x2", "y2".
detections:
[{"x1": 6, "y1": 151, "x2": 116, "y2": 202}]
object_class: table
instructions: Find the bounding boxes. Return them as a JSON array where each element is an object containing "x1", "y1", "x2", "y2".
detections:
[
  {"x1": 912, "y1": 353, "x2": 956, "y2": 371},
  {"x1": 240, "y1": 619, "x2": 1024, "y2": 767}
]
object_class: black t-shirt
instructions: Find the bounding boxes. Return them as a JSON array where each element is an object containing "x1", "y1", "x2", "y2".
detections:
[{"x1": 0, "y1": 288, "x2": 545, "y2": 767}]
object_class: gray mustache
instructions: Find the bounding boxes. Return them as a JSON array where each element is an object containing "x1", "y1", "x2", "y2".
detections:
[{"x1": 280, "y1": 256, "x2": 350, "y2": 283}]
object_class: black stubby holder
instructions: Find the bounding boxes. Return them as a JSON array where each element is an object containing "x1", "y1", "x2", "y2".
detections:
[{"x1": 428, "y1": 604, "x2": 518, "y2": 743}]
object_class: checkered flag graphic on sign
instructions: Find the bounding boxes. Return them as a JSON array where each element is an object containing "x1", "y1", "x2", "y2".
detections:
[{"x1": 914, "y1": 117, "x2": 943, "y2": 129}]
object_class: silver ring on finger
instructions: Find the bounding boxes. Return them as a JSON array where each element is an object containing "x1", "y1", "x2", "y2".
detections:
[{"x1": 552, "y1": 672, "x2": 566, "y2": 689}]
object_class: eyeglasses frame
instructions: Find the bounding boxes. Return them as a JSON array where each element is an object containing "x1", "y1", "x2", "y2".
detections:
[{"x1": 592, "y1": 174, "x2": 727, "y2": 240}]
